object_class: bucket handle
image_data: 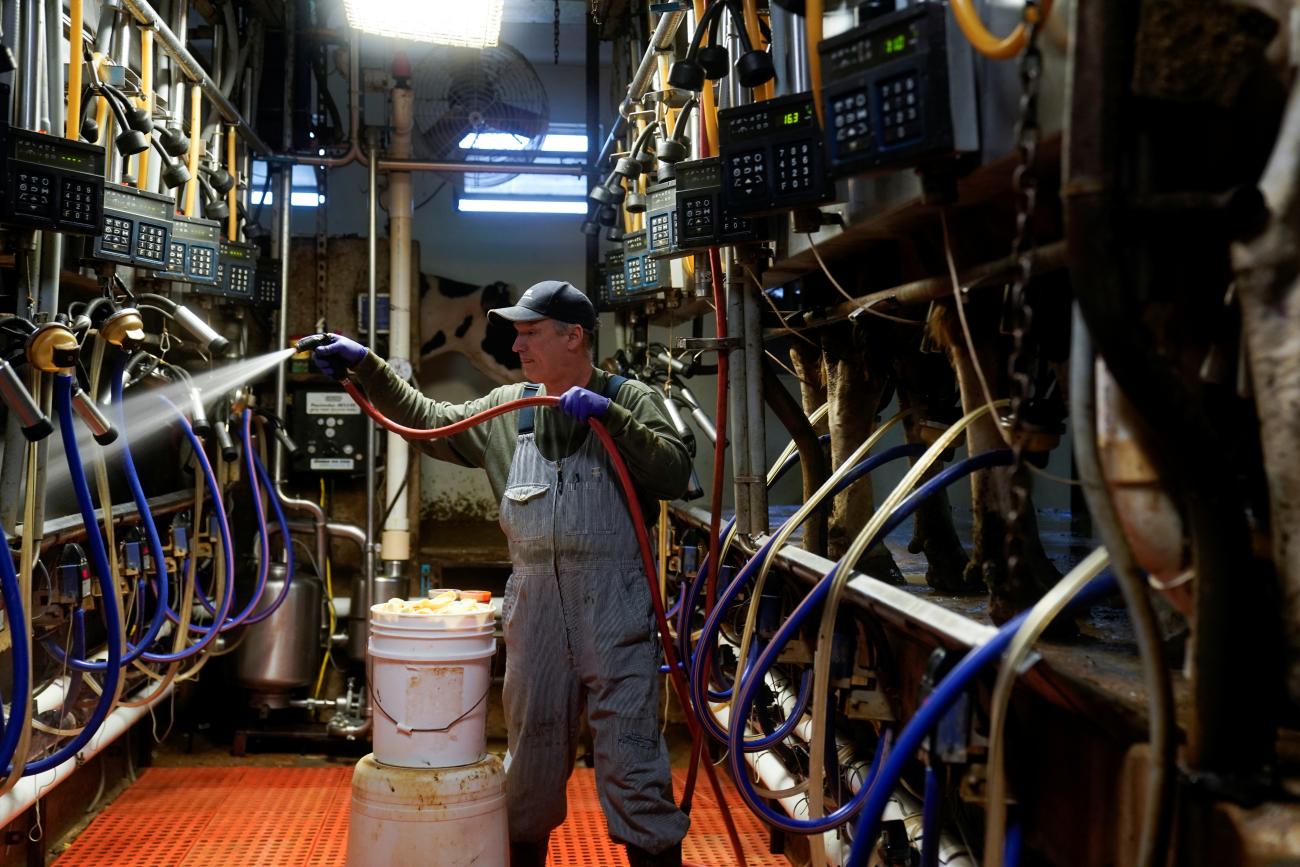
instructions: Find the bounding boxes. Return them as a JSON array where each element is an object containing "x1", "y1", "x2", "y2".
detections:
[{"x1": 367, "y1": 659, "x2": 490, "y2": 735}]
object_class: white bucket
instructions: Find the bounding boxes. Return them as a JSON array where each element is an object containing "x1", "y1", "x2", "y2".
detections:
[
  {"x1": 368, "y1": 604, "x2": 497, "y2": 768},
  {"x1": 346, "y1": 752, "x2": 508, "y2": 867}
]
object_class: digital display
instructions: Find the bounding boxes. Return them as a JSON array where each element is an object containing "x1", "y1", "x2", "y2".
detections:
[
  {"x1": 776, "y1": 103, "x2": 814, "y2": 129},
  {"x1": 623, "y1": 231, "x2": 647, "y2": 253},
  {"x1": 674, "y1": 158, "x2": 720, "y2": 192},
  {"x1": 870, "y1": 24, "x2": 918, "y2": 64},
  {"x1": 13, "y1": 133, "x2": 103, "y2": 174},
  {"x1": 104, "y1": 186, "x2": 171, "y2": 221},
  {"x1": 172, "y1": 216, "x2": 219, "y2": 242},
  {"x1": 822, "y1": 19, "x2": 923, "y2": 80},
  {"x1": 220, "y1": 241, "x2": 254, "y2": 260}
]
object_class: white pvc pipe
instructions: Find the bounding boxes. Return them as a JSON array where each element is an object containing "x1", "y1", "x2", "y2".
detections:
[
  {"x1": 381, "y1": 85, "x2": 415, "y2": 564},
  {"x1": 0, "y1": 682, "x2": 173, "y2": 829}
]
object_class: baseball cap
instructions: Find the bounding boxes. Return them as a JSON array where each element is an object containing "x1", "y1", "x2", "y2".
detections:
[{"x1": 488, "y1": 280, "x2": 597, "y2": 332}]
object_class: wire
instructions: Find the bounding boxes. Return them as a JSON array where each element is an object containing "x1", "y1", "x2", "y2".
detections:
[
  {"x1": 804, "y1": 232, "x2": 925, "y2": 325},
  {"x1": 739, "y1": 264, "x2": 819, "y2": 349}
]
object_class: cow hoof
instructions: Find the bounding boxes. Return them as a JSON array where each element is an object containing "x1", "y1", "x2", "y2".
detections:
[{"x1": 860, "y1": 549, "x2": 906, "y2": 586}]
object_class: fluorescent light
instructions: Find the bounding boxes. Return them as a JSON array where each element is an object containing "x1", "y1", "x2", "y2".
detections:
[
  {"x1": 341, "y1": 0, "x2": 503, "y2": 47},
  {"x1": 457, "y1": 198, "x2": 587, "y2": 215},
  {"x1": 540, "y1": 134, "x2": 589, "y2": 153},
  {"x1": 458, "y1": 131, "x2": 590, "y2": 153}
]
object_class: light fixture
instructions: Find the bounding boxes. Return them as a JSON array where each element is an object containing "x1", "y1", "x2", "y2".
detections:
[
  {"x1": 458, "y1": 197, "x2": 587, "y2": 215},
  {"x1": 341, "y1": 0, "x2": 504, "y2": 48}
]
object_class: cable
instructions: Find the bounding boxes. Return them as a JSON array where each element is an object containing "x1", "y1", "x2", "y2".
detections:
[
  {"x1": 845, "y1": 572, "x2": 1116, "y2": 866},
  {"x1": 805, "y1": 232, "x2": 925, "y2": 325},
  {"x1": 983, "y1": 547, "x2": 1109, "y2": 866}
]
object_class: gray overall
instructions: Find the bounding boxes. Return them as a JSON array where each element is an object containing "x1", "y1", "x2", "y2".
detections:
[{"x1": 499, "y1": 389, "x2": 689, "y2": 854}]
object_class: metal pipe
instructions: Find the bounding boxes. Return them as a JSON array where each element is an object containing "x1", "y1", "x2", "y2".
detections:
[
  {"x1": 595, "y1": 11, "x2": 687, "y2": 169},
  {"x1": 725, "y1": 248, "x2": 751, "y2": 534},
  {"x1": 19, "y1": 0, "x2": 42, "y2": 129},
  {"x1": 382, "y1": 84, "x2": 414, "y2": 565},
  {"x1": 38, "y1": 0, "x2": 62, "y2": 311},
  {"x1": 288, "y1": 33, "x2": 360, "y2": 168},
  {"x1": 375, "y1": 157, "x2": 585, "y2": 175},
  {"x1": 118, "y1": 0, "x2": 272, "y2": 153},
  {"x1": 365, "y1": 126, "x2": 379, "y2": 627},
  {"x1": 742, "y1": 255, "x2": 767, "y2": 535}
]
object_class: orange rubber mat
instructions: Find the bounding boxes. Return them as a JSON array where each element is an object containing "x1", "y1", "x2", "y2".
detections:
[{"x1": 54, "y1": 765, "x2": 787, "y2": 866}]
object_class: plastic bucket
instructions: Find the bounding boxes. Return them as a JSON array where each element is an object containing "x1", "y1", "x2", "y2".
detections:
[
  {"x1": 346, "y1": 752, "x2": 507, "y2": 867},
  {"x1": 368, "y1": 605, "x2": 497, "y2": 768}
]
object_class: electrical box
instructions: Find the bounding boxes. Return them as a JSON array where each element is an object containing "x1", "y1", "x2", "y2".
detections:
[
  {"x1": 213, "y1": 240, "x2": 257, "y2": 302},
  {"x1": 0, "y1": 124, "x2": 104, "y2": 234},
  {"x1": 717, "y1": 92, "x2": 834, "y2": 215},
  {"x1": 645, "y1": 179, "x2": 683, "y2": 261},
  {"x1": 621, "y1": 229, "x2": 663, "y2": 301},
  {"x1": 154, "y1": 214, "x2": 220, "y2": 286},
  {"x1": 356, "y1": 293, "x2": 391, "y2": 334},
  {"x1": 600, "y1": 250, "x2": 626, "y2": 309},
  {"x1": 674, "y1": 157, "x2": 768, "y2": 250},
  {"x1": 91, "y1": 185, "x2": 174, "y2": 268},
  {"x1": 255, "y1": 259, "x2": 282, "y2": 307},
  {"x1": 289, "y1": 387, "x2": 367, "y2": 474},
  {"x1": 819, "y1": 1, "x2": 979, "y2": 177}
]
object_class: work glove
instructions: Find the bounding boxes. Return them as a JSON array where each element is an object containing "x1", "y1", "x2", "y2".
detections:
[
  {"x1": 298, "y1": 333, "x2": 367, "y2": 379},
  {"x1": 557, "y1": 386, "x2": 611, "y2": 423}
]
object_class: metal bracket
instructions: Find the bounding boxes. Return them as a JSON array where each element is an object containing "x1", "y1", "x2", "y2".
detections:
[{"x1": 673, "y1": 336, "x2": 741, "y2": 353}]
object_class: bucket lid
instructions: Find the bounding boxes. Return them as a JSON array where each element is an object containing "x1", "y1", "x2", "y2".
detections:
[
  {"x1": 353, "y1": 753, "x2": 504, "y2": 805},
  {"x1": 370, "y1": 605, "x2": 495, "y2": 631}
]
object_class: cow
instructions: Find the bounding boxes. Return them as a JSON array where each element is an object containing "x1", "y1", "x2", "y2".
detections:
[{"x1": 417, "y1": 274, "x2": 524, "y2": 384}]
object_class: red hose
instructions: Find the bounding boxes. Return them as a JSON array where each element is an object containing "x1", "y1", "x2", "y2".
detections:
[{"x1": 341, "y1": 382, "x2": 750, "y2": 867}]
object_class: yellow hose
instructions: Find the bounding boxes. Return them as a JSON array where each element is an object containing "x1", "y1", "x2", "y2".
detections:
[
  {"x1": 313, "y1": 478, "x2": 336, "y2": 699},
  {"x1": 950, "y1": 0, "x2": 1052, "y2": 60},
  {"x1": 136, "y1": 28, "x2": 153, "y2": 189},
  {"x1": 184, "y1": 87, "x2": 201, "y2": 216},
  {"x1": 226, "y1": 126, "x2": 237, "y2": 238},
  {"x1": 66, "y1": 0, "x2": 83, "y2": 140},
  {"x1": 692, "y1": 0, "x2": 720, "y2": 154}
]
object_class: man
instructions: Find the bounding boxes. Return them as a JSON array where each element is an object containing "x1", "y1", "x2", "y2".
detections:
[{"x1": 306, "y1": 280, "x2": 691, "y2": 867}]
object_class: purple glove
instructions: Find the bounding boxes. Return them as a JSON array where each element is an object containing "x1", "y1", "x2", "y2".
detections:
[
  {"x1": 308, "y1": 333, "x2": 367, "y2": 379},
  {"x1": 557, "y1": 386, "x2": 610, "y2": 423}
]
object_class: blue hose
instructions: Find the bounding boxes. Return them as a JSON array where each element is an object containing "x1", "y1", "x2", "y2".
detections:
[
  {"x1": 48, "y1": 354, "x2": 171, "y2": 670},
  {"x1": 1004, "y1": 819, "x2": 1022, "y2": 867},
  {"x1": 23, "y1": 375, "x2": 125, "y2": 775},
  {"x1": 921, "y1": 763, "x2": 940, "y2": 867},
  {"x1": 690, "y1": 443, "x2": 927, "y2": 744},
  {"x1": 0, "y1": 520, "x2": 31, "y2": 775},
  {"x1": 725, "y1": 450, "x2": 1014, "y2": 833},
  {"x1": 241, "y1": 424, "x2": 295, "y2": 625},
  {"x1": 844, "y1": 573, "x2": 1118, "y2": 865}
]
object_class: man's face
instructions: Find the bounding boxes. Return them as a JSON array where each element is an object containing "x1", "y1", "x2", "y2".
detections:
[{"x1": 512, "y1": 319, "x2": 575, "y2": 383}]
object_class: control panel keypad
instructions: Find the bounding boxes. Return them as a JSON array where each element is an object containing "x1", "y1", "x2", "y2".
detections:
[
  {"x1": 775, "y1": 142, "x2": 816, "y2": 193},
  {"x1": 167, "y1": 241, "x2": 186, "y2": 273},
  {"x1": 189, "y1": 245, "x2": 215, "y2": 278},
  {"x1": 877, "y1": 73, "x2": 921, "y2": 145},
  {"x1": 682, "y1": 194, "x2": 714, "y2": 240},
  {"x1": 14, "y1": 171, "x2": 53, "y2": 217},
  {"x1": 135, "y1": 222, "x2": 167, "y2": 264},
  {"x1": 101, "y1": 216, "x2": 132, "y2": 253},
  {"x1": 832, "y1": 90, "x2": 875, "y2": 155},
  {"x1": 726, "y1": 149, "x2": 766, "y2": 201},
  {"x1": 226, "y1": 265, "x2": 252, "y2": 298},
  {"x1": 60, "y1": 179, "x2": 97, "y2": 226},
  {"x1": 650, "y1": 212, "x2": 672, "y2": 251}
]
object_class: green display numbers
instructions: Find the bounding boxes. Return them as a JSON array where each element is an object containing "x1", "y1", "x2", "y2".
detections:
[
  {"x1": 885, "y1": 34, "x2": 906, "y2": 54},
  {"x1": 783, "y1": 111, "x2": 800, "y2": 126}
]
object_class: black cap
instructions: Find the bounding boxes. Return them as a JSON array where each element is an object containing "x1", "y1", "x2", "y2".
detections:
[{"x1": 488, "y1": 280, "x2": 597, "y2": 332}]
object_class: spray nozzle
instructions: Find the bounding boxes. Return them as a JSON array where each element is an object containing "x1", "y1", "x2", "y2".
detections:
[
  {"x1": 0, "y1": 357, "x2": 52, "y2": 441},
  {"x1": 70, "y1": 385, "x2": 118, "y2": 445},
  {"x1": 295, "y1": 334, "x2": 336, "y2": 353}
]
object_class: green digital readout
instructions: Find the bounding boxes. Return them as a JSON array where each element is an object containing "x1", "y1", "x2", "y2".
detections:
[
  {"x1": 885, "y1": 34, "x2": 906, "y2": 54},
  {"x1": 172, "y1": 216, "x2": 220, "y2": 242},
  {"x1": 775, "y1": 103, "x2": 813, "y2": 129},
  {"x1": 221, "y1": 243, "x2": 252, "y2": 260},
  {"x1": 13, "y1": 133, "x2": 103, "y2": 173},
  {"x1": 871, "y1": 24, "x2": 918, "y2": 63}
]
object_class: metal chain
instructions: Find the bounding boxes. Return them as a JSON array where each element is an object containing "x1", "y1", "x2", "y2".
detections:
[
  {"x1": 554, "y1": 0, "x2": 562, "y2": 65},
  {"x1": 1001, "y1": 3, "x2": 1043, "y2": 594}
]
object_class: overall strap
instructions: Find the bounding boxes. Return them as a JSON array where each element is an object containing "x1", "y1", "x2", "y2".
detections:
[
  {"x1": 604, "y1": 374, "x2": 628, "y2": 400},
  {"x1": 516, "y1": 383, "x2": 542, "y2": 435}
]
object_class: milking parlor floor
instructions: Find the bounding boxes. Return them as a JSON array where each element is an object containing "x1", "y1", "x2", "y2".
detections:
[{"x1": 51, "y1": 762, "x2": 786, "y2": 866}]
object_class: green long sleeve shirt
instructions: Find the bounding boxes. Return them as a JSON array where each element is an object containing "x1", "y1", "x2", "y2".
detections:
[{"x1": 352, "y1": 351, "x2": 692, "y2": 517}]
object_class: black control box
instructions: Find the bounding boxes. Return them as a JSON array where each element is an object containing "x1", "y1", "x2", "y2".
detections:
[
  {"x1": 289, "y1": 387, "x2": 366, "y2": 475},
  {"x1": 819, "y1": 1, "x2": 978, "y2": 177},
  {"x1": 0, "y1": 123, "x2": 104, "y2": 235},
  {"x1": 91, "y1": 185, "x2": 174, "y2": 268},
  {"x1": 255, "y1": 260, "x2": 282, "y2": 307},
  {"x1": 154, "y1": 214, "x2": 220, "y2": 286},
  {"x1": 674, "y1": 157, "x2": 768, "y2": 250},
  {"x1": 718, "y1": 92, "x2": 834, "y2": 216},
  {"x1": 212, "y1": 240, "x2": 257, "y2": 302},
  {"x1": 600, "y1": 249, "x2": 626, "y2": 309},
  {"x1": 645, "y1": 179, "x2": 685, "y2": 261}
]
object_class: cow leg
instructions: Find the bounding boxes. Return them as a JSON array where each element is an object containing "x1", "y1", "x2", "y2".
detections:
[
  {"x1": 823, "y1": 323, "x2": 903, "y2": 584},
  {"x1": 789, "y1": 340, "x2": 830, "y2": 557},
  {"x1": 893, "y1": 378, "x2": 973, "y2": 593}
]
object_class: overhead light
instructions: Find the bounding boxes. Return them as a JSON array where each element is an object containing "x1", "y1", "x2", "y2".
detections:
[
  {"x1": 341, "y1": 0, "x2": 504, "y2": 47},
  {"x1": 458, "y1": 197, "x2": 587, "y2": 215}
]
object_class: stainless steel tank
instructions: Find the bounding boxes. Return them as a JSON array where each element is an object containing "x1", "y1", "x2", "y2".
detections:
[
  {"x1": 347, "y1": 569, "x2": 405, "y2": 663},
  {"x1": 233, "y1": 564, "x2": 323, "y2": 695}
]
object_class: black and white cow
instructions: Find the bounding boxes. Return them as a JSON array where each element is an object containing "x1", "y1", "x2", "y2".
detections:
[{"x1": 418, "y1": 274, "x2": 524, "y2": 384}]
